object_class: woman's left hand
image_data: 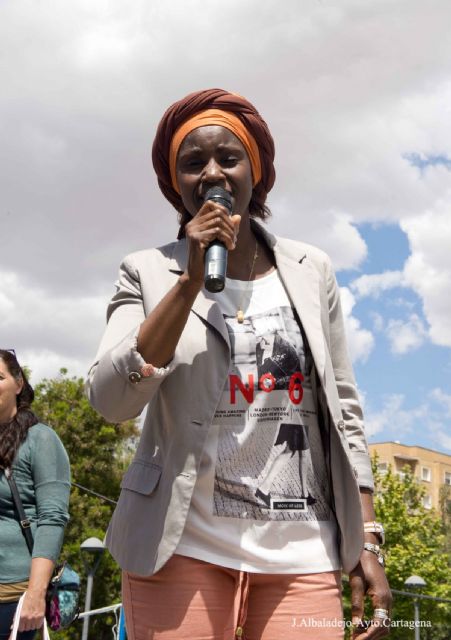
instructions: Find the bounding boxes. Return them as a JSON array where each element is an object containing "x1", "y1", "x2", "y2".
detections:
[
  {"x1": 349, "y1": 551, "x2": 392, "y2": 638},
  {"x1": 16, "y1": 589, "x2": 46, "y2": 632}
]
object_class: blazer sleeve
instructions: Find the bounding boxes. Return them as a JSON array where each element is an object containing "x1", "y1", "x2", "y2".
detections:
[
  {"x1": 86, "y1": 256, "x2": 176, "y2": 422},
  {"x1": 324, "y1": 256, "x2": 374, "y2": 491}
]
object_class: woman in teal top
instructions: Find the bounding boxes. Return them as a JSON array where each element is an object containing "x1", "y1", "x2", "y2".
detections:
[{"x1": 0, "y1": 349, "x2": 70, "y2": 639}]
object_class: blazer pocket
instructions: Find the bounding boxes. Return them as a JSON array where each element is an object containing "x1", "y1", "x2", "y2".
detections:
[{"x1": 120, "y1": 460, "x2": 162, "y2": 495}]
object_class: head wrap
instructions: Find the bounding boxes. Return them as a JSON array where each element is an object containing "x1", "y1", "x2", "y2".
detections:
[
  {"x1": 152, "y1": 88, "x2": 275, "y2": 215},
  {"x1": 169, "y1": 109, "x2": 261, "y2": 192}
]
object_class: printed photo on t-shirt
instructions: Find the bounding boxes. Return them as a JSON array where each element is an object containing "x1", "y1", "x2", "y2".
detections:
[{"x1": 213, "y1": 305, "x2": 333, "y2": 522}]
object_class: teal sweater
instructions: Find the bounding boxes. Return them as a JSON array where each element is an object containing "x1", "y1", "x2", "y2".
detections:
[{"x1": 0, "y1": 423, "x2": 70, "y2": 583}]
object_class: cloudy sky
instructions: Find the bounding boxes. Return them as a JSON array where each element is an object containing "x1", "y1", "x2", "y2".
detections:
[{"x1": 1, "y1": 0, "x2": 451, "y2": 453}]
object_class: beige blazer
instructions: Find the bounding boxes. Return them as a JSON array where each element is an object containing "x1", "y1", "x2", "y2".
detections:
[{"x1": 87, "y1": 221, "x2": 374, "y2": 576}]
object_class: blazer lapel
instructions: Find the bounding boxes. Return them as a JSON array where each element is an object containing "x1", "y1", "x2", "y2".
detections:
[
  {"x1": 167, "y1": 225, "x2": 326, "y2": 370},
  {"x1": 192, "y1": 292, "x2": 231, "y2": 349},
  {"x1": 168, "y1": 239, "x2": 231, "y2": 349}
]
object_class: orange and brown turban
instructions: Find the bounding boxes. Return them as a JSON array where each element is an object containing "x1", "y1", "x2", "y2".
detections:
[{"x1": 151, "y1": 88, "x2": 275, "y2": 217}]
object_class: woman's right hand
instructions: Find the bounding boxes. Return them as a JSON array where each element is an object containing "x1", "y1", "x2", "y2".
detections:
[
  {"x1": 184, "y1": 200, "x2": 241, "y2": 284},
  {"x1": 136, "y1": 200, "x2": 241, "y2": 368},
  {"x1": 12, "y1": 558, "x2": 55, "y2": 636},
  {"x1": 14, "y1": 589, "x2": 46, "y2": 634}
]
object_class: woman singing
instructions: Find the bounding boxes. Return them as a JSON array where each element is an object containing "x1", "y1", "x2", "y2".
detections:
[{"x1": 87, "y1": 89, "x2": 391, "y2": 639}]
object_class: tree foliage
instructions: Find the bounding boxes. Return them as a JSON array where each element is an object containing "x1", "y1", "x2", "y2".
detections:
[
  {"x1": 32, "y1": 369, "x2": 139, "y2": 639},
  {"x1": 439, "y1": 484, "x2": 451, "y2": 557},
  {"x1": 343, "y1": 456, "x2": 451, "y2": 639}
]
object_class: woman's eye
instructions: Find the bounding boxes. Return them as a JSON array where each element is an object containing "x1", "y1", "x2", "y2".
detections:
[
  {"x1": 221, "y1": 157, "x2": 238, "y2": 166},
  {"x1": 186, "y1": 159, "x2": 203, "y2": 169}
]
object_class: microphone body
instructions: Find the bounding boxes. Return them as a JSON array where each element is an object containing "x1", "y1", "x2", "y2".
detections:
[{"x1": 203, "y1": 187, "x2": 233, "y2": 292}]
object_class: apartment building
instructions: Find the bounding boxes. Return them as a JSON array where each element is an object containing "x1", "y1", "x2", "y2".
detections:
[{"x1": 368, "y1": 441, "x2": 451, "y2": 511}]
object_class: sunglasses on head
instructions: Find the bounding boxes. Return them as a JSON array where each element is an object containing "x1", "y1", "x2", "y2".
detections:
[{"x1": 2, "y1": 349, "x2": 16, "y2": 357}]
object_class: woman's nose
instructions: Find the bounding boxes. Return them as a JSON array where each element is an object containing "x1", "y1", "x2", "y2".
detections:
[{"x1": 202, "y1": 158, "x2": 224, "y2": 183}]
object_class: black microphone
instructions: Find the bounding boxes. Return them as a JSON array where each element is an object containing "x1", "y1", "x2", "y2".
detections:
[{"x1": 203, "y1": 186, "x2": 233, "y2": 292}]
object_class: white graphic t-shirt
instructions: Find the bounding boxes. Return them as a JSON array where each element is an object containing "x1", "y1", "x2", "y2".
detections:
[{"x1": 176, "y1": 269, "x2": 340, "y2": 573}]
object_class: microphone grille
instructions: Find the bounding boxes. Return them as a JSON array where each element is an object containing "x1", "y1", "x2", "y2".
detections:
[{"x1": 204, "y1": 187, "x2": 232, "y2": 212}]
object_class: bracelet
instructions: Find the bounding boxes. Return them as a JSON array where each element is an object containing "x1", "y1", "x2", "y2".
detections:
[
  {"x1": 363, "y1": 542, "x2": 385, "y2": 566},
  {"x1": 364, "y1": 520, "x2": 385, "y2": 545},
  {"x1": 128, "y1": 363, "x2": 170, "y2": 384},
  {"x1": 140, "y1": 364, "x2": 157, "y2": 377}
]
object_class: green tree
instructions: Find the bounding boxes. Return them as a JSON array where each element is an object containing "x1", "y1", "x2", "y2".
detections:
[
  {"x1": 439, "y1": 484, "x2": 451, "y2": 557},
  {"x1": 343, "y1": 457, "x2": 451, "y2": 639},
  {"x1": 375, "y1": 460, "x2": 451, "y2": 639},
  {"x1": 32, "y1": 369, "x2": 139, "y2": 639}
]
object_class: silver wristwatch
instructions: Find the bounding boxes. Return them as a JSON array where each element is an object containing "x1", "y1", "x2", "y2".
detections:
[{"x1": 363, "y1": 542, "x2": 385, "y2": 566}]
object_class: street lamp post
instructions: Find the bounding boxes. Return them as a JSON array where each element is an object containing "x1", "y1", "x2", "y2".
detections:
[
  {"x1": 80, "y1": 537, "x2": 105, "y2": 640},
  {"x1": 404, "y1": 575, "x2": 427, "y2": 640}
]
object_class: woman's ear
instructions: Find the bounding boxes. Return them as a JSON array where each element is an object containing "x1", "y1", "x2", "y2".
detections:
[{"x1": 15, "y1": 376, "x2": 24, "y2": 395}]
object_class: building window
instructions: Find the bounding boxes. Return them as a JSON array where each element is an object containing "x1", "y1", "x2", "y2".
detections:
[
  {"x1": 423, "y1": 495, "x2": 432, "y2": 509},
  {"x1": 421, "y1": 467, "x2": 431, "y2": 482},
  {"x1": 395, "y1": 459, "x2": 416, "y2": 477},
  {"x1": 377, "y1": 462, "x2": 388, "y2": 475},
  {"x1": 445, "y1": 471, "x2": 451, "y2": 486}
]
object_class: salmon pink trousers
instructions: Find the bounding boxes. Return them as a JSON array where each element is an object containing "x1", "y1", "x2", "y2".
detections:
[{"x1": 122, "y1": 555, "x2": 345, "y2": 640}]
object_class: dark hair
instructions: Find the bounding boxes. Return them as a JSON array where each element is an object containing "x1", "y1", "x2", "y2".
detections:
[
  {"x1": 176, "y1": 184, "x2": 272, "y2": 240},
  {"x1": 0, "y1": 350, "x2": 38, "y2": 469}
]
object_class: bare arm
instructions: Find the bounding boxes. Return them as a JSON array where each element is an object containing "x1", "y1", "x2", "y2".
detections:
[
  {"x1": 137, "y1": 274, "x2": 202, "y2": 366},
  {"x1": 349, "y1": 489, "x2": 392, "y2": 639},
  {"x1": 137, "y1": 202, "x2": 240, "y2": 366},
  {"x1": 17, "y1": 557, "x2": 54, "y2": 633}
]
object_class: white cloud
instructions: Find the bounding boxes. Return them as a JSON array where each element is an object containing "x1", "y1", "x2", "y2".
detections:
[
  {"x1": 370, "y1": 312, "x2": 385, "y2": 332},
  {"x1": 429, "y1": 389, "x2": 451, "y2": 452},
  {"x1": 351, "y1": 271, "x2": 405, "y2": 298},
  {"x1": 365, "y1": 394, "x2": 428, "y2": 440},
  {"x1": 74, "y1": 26, "x2": 137, "y2": 70},
  {"x1": 20, "y1": 349, "x2": 89, "y2": 384},
  {"x1": 0, "y1": 270, "x2": 107, "y2": 381},
  {"x1": 2, "y1": 0, "x2": 451, "y2": 293},
  {"x1": 350, "y1": 200, "x2": 451, "y2": 352},
  {"x1": 365, "y1": 394, "x2": 406, "y2": 438},
  {"x1": 313, "y1": 213, "x2": 368, "y2": 271},
  {"x1": 435, "y1": 430, "x2": 451, "y2": 452},
  {"x1": 339, "y1": 287, "x2": 374, "y2": 363},
  {"x1": 430, "y1": 388, "x2": 451, "y2": 417},
  {"x1": 385, "y1": 314, "x2": 428, "y2": 354},
  {"x1": 365, "y1": 389, "x2": 451, "y2": 453},
  {"x1": 387, "y1": 297, "x2": 416, "y2": 311},
  {"x1": 401, "y1": 202, "x2": 451, "y2": 347},
  {"x1": 271, "y1": 204, "x2": 368, "y2": 270}
]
